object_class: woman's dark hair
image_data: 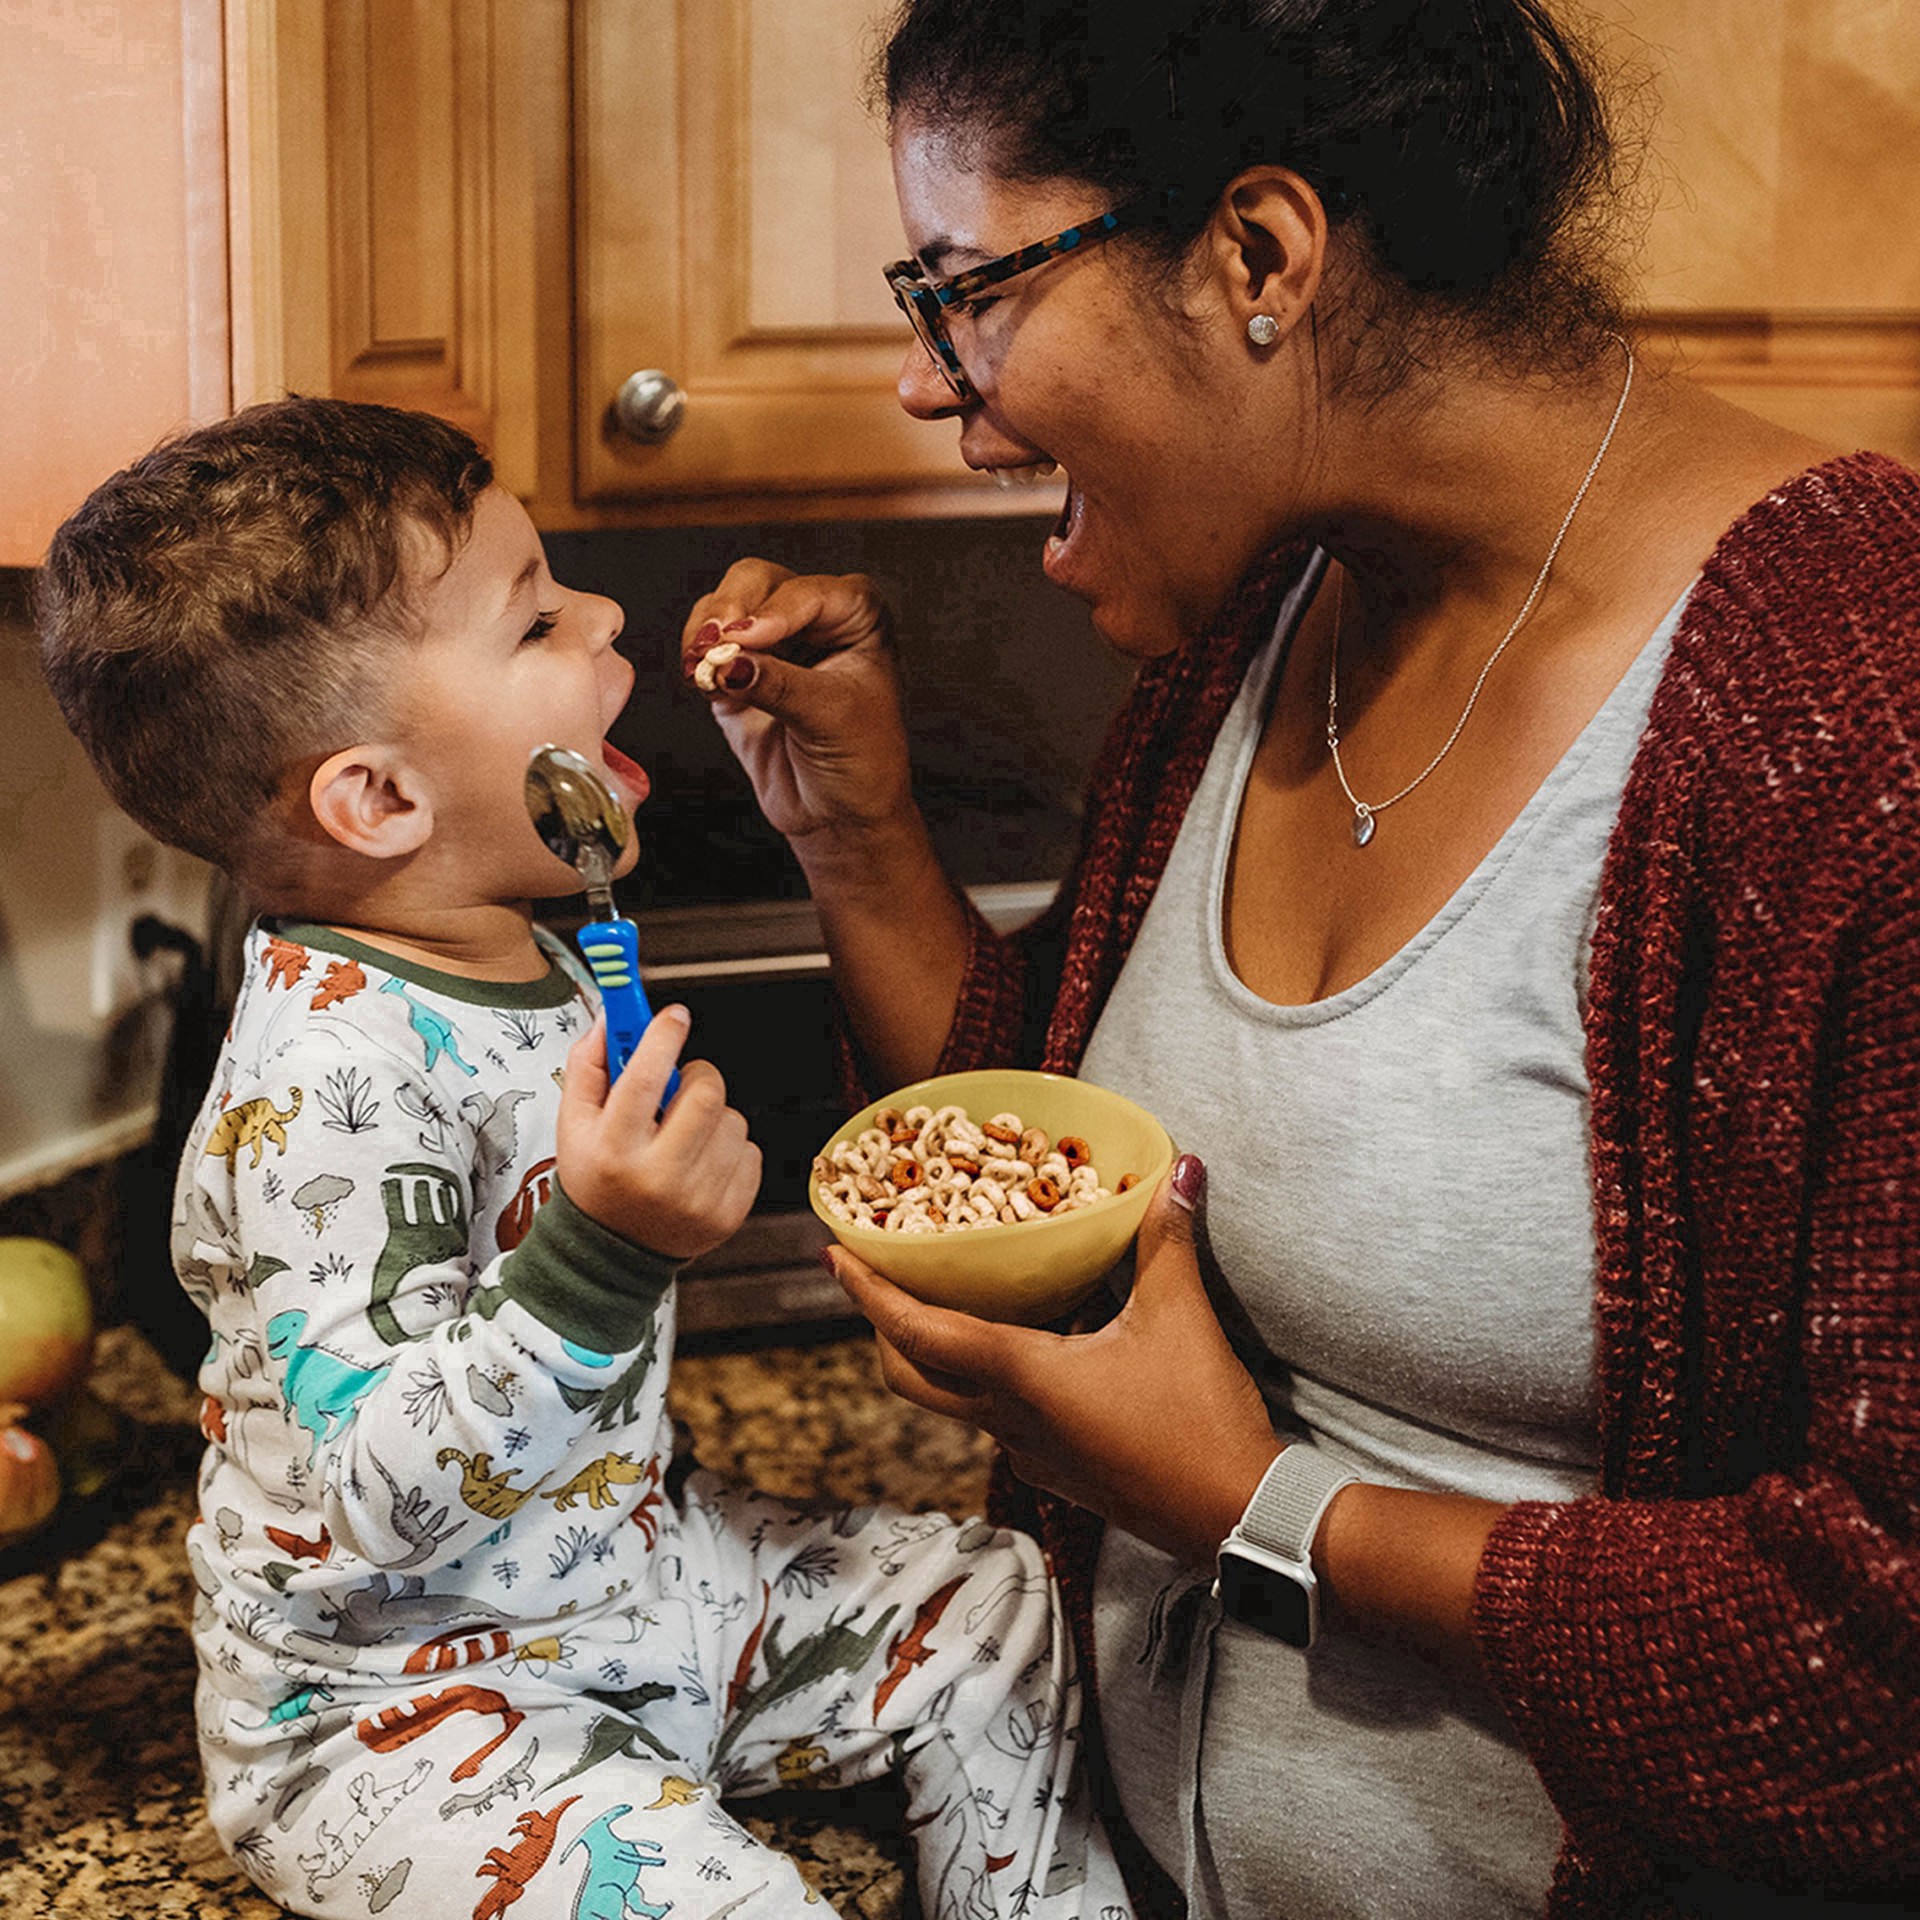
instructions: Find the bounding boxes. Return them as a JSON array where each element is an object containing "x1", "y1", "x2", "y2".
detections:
[{"x1": 880, "y1": 0, "x2": 1637, "y2": 378}]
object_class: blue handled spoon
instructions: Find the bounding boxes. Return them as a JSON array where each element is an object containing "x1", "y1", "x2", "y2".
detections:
[{"x1": 524, "y1": 743, "x2": 679, "y2": 1102}]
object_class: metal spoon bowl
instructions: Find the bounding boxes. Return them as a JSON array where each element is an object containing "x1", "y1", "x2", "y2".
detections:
[
  {"x1": 524, "y1": 743, "x2": 673, "y2": 1094},
  {"x1": 525, "y1": 744, "x2": 630, "y2": 911}
]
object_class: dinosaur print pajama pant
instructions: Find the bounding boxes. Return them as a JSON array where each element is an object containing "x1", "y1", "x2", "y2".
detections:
[{"x1": 199, "y1": 1474, "x2": 1132, "y2": 1919}]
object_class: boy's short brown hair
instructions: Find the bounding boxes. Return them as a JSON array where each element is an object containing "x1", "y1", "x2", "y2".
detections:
[{"x1": 36, "y1": 396, "x2": 493, "y2": 872}]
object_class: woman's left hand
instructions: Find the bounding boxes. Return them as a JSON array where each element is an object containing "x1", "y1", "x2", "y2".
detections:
[{"x1": 828, "y1": 1155, "x2": 1283, "y2": 1564}]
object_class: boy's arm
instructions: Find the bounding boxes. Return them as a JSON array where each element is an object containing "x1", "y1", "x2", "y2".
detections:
[{"x1": 194, "y1": 1006, "x2": 745, "y2": 1582}]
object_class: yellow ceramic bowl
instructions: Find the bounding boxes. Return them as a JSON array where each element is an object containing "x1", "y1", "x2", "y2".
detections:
[{"x1": 810, "y1": 1069, "x2": 1175, "y2": 1326}]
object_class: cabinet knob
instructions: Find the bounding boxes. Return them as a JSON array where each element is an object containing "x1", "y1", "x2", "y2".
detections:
[{"x1": 610, "y1": 370, "x2": 687, "y2": 446}]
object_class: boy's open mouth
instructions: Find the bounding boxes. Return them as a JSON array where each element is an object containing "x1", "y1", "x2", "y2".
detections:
[{"x1": 599, "y1": 739, "x2": 650, "y2": 808}]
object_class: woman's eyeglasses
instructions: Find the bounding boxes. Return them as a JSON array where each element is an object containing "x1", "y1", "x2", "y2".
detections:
[{"x1": 883, "y1": 197, "x2": 1162, "y2": 401}]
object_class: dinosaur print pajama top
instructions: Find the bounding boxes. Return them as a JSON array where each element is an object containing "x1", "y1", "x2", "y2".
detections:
[{"x1": 180, "y1": 922, "x2": 1133, "y2": 1920}]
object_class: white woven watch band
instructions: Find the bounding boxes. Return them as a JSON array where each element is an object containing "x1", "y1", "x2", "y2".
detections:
[{"x1": 1236, "y1": 1444, "x2": 1360, "y2": 1566}]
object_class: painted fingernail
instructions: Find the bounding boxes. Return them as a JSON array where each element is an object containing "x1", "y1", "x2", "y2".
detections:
[
  {"x1": 722, "y1": 618, "x2": 756, "y2": 633},
  {"x1": 720, "y1": 654, "x2": 757, "y2": 692},
  {"x1": 694, "y1": 619, "x2": 723, "y2": 650},
  {"x1": 819, "y1": 1248, "x2": 840, "y2": 1278},
  {"x1": 1170, "y1": 1153, "x2": 1205, "y2": 1211}
]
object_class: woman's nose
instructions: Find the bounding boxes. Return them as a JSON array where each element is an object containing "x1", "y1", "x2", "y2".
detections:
[{"x1": 897, "y1": 342, "x2": 968, "y2": 420}]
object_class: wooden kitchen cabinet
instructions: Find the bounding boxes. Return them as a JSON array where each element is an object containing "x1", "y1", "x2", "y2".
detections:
[
  {"x1": 0, "y1": 4, "x2": 230, "y2": 568},
  {"x1": 570, "y1": 0, "x2": 1015, "y2": 522},
  {"x1": 1592, "y1": 1, "x2": 1920, "y2": 463},
  {"x1": 208, "y1": 0, "x2": 1920, "y2": 519},
  {"x1": 7, "y1": 1, "x2": 1918, "y2": 566},
  {"x1": 229, "y1": 0, "x2": 575, "y2": 508}
]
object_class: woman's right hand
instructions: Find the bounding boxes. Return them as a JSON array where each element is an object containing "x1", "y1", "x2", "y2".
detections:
[{"x1": 681, "y1": 560, "x2": 915, "y2": 859}]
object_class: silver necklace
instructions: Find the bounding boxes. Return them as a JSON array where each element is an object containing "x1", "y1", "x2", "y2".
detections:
[{"x1": 1326, "y1": 334, "x2": 1636, "y2": 848}]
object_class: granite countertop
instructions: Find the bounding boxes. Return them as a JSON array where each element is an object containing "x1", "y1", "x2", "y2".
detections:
[{"x1": 0, "y1": 1321, "x2": 994, "y2": 1918}]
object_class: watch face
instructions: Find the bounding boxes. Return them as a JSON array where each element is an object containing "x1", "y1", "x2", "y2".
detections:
[{"x1": 1217, "y1": 1550, "x2": 1314, "y2": 1647}]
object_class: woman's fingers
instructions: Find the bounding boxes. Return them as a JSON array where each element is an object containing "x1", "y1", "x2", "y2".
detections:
[
  {"x1": 683, "y1": 568, "x2": 890, "y2": 672},
  {"x1": 826, "y1": 1247, "x2": 1017, "y2": 1422},
  {"x1": 1127, "y1": 1154, "x2": 1208, "y2": 1306}
]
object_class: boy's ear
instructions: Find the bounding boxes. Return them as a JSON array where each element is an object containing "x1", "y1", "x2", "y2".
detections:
[{"x1": 308, "y1": 746, "x2": 434, "y2": 859}]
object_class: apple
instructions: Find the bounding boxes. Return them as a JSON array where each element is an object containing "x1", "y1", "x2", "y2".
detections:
[
  {"x1": 0, "y1": 1419, "x2": 60, "y2": 1549},
  {"x1": 0, "y1": 1237, "x2": 96, "y2": 1411}
]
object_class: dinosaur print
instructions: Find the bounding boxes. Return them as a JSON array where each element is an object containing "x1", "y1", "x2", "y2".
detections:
[
  {"x1": 559, "y1": 1807, "x2": 672, "y2": 1920},
  {"x1": 461, "y1": 1086, "x2": 535, "y2": 1182},
  {"x1": 355, "y1": 1682, "x2": 525, "y2": 1782},
  {"x1": 247, "y1": 1681, "x2": 336, "y2": 1731},
  {"x1": 380, "y1": 975, "x2": 478, "y2": 1075},
  {"x1": 296, "y1": 1759, "x2": 430, "y2": 1899},
  {"x1": 542, "y1": 1699, "x2": 681, "y2": 1791},
  {"x1": 368, "y1": 1162, "x2": 469, "y2": 1345},
  {"x1": 712, "y1": 1602, "x2": 901, "y2": 1775},
  {"x1": 266, "y1": 1310, "x2": 389, "y2": 1462},
  {"x1": 312, "y1": 1573, "x2": 503, "y2": 1650},
  {"x1": 541, "y1": 1451, "x2": 652, "y2": 1514},
  {"x1": 311, "y1": 957, "x2": 367, "y2": 1010},
  {"x1": 367, "y1": 1450, "x2": 464, "y2": 1569},
  {"x1": 626, "y1": 1460, "x2": 667, "y2": 1547},
  {"x1": 242, "y1": 1254, "x2": 291, "y2": 1296},
  {"x1": 403, "y1": 1626, "x2": 512, "y2": 1674},
  {"x1": 472, "y1": 1794, "x2": 579, "y2": 1919},
  {"x1": 438, "y1": 1447, "x2": 544, "y2": 1520},
  {"x1": 727, "y1": 1584, "x2": 774, "y2": 1715},
  {"x1": 643, "y1": 1776, "x2": 704, "y2": 1810},
  {"x1": 495, "y1": 1155, "x2": 556, "y2": 1253},
  {"x1": 873, "y1": 1574, "x2": 967, "y2": 1715},
  {"x1": 775, "y1": 1735, "x2": 839, "y2": 1789},
  {"x1": 441, "y1": 1740, "x2": 540, "y2": 1819},
  {"x1": 204, "y1": 1088, "x2": 304, "y2": 1172},
  {"x1": 264, "y1": 1521, "x2": 333, "y2": 1564},
  {"x1": 263, "y1": 934, "x2": 310, "y2": 992}
]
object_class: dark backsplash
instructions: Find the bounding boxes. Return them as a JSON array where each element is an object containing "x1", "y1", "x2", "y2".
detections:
[{"x1": 541, "y1": 513, "x2": 1135, "y2": 912}]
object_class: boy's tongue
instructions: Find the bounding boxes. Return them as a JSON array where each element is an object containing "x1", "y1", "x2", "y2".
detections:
[{"x1": 599, "y1": 740, "x2": 650, "y2": 807}]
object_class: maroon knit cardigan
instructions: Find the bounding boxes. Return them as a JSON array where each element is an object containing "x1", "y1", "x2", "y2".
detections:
[{"x1": 904, "y1": 453, "x2": 1920, "y2": 1914}]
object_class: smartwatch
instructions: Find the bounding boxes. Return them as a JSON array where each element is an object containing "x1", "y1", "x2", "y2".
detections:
[{"x1": 1213, "y1": 1444, "x2": 1359, "y2": 1649}]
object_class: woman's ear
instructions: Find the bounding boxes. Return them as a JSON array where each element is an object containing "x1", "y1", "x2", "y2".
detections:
[
  {"x1": 1203, "y1": 166, "x2": 1330, "y2": 347},
  {"x1": 308, "y1": 746, "x2": 434, "y2": 860}
]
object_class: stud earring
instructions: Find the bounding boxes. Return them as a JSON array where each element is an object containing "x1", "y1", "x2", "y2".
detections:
[{"x1": 1247, "y1": 313, "x2": 1280, "y2": 347}]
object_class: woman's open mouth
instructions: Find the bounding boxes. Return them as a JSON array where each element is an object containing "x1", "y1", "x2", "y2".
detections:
[{"x1": 1042, "y1": 477, "x2": 1084, "y2": 584}]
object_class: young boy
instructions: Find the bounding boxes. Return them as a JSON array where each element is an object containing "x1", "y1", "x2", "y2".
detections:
[{"x1": 36, "y1": 398, "x2": 1133, "y2": 1920}]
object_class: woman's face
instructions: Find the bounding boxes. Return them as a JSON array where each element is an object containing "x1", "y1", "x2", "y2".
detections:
[{"x1": 890, "y1": 118, "x2": 1287, "y2": 657}]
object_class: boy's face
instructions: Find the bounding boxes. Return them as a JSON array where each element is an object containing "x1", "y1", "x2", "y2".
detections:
[{"x1": 393, "y1": 484, "x2": 644, "y2": 901}]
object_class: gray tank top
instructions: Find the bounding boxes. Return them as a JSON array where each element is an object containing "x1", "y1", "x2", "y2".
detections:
[{"x1": 1081, "y1": 556, "x2": 1688, "y2": 1918}]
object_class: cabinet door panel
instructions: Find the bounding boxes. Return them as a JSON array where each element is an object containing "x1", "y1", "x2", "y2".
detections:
[
  {"x1": 576, "y1": 0, "x2": 1023, "y2": 519},
  {"x1": 232, "y1": 0, "x2": 566, "y2": 498},
  {"x1": 1, "y1": 3, "x2": 229, "y2": 565}
]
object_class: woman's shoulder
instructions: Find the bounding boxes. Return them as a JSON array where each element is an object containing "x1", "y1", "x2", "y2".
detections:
[
  {"x1": 1675, "y1": 451, "x2": 1920, "y2": 698},
  {"x1": 1696, "y1": 449, "x2": 1920, "y2": 632},
  {"x1": 1641, "y1": 451, "x2": 1920, "y2": 850}
]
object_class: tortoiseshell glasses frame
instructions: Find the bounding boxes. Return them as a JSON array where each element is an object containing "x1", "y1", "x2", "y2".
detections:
[{"x1": 883, "y1": 196, "x2": 1162, "y2": 401}]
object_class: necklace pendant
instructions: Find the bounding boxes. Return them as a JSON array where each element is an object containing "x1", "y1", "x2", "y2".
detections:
[{"x1": 1351, "y1": 805, "x2": 1377, "y2": 848}]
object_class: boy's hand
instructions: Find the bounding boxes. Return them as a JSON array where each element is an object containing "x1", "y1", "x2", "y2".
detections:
[{"x1": 556, "y1": 1008, "x2": 761, "y2": 1261}]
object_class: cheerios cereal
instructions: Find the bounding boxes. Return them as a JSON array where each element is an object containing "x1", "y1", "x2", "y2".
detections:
[{"x1": 812, "y1": 1104, "x2": 1139, "y2": 1234}]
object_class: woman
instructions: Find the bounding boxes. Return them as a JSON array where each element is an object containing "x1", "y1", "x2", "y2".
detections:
[{"x1": 680, "y1": 1, "x2": 1920, "y2": 1912}]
